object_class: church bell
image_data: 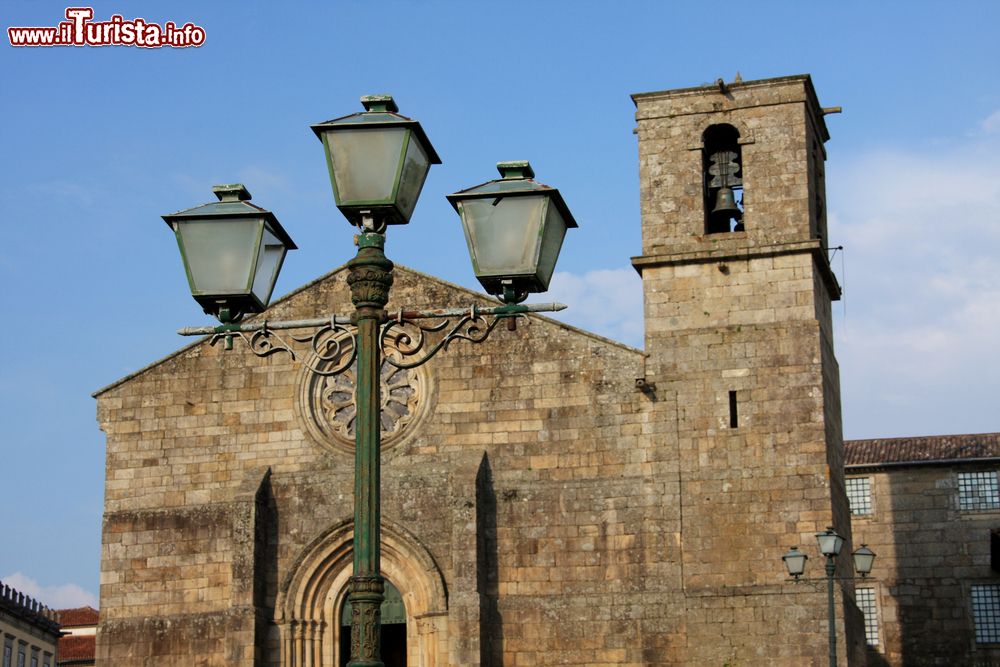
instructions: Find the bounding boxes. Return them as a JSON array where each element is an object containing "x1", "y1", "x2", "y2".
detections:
[{"x1": 711, "y1": 186, "x2": 741, "y2": 216}]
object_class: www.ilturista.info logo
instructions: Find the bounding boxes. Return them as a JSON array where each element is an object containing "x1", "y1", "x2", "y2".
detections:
[{"x1": 8, "y1": 7, "x2": 205, "y2": 48}]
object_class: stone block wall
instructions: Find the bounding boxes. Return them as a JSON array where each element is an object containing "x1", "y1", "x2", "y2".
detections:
[
  {"x1": 96, "y1": 266, "x2": 683, "y2": 665},
  {"x1": 848, "y1": 463, "x2": 1000, "y2": 665},
  {"x1": 633, "y1": 75, "x2": 829, "y2": 254},
  {"x1": 631, "y1": 75, "x2": 860, "y2": 664}
]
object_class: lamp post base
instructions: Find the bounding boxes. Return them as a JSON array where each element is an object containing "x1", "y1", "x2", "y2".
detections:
[{"x1": 347, "y1": 574, "x2": 385, "y2": 667}]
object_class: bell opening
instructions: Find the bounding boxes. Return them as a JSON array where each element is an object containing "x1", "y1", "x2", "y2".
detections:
[{"x1": 703, "y1": 124, "x2": 744, "y2": 234}]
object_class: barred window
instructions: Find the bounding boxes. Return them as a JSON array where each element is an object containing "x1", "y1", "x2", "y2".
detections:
[
  {"x1": 958, "y1": 472, "x2": 1000, "y2": 511},
  {"x1": 972, "y1": 584, "x2": 1000, "y2": 643},
  {"x1": 846, "y1": 476, "x2": 872, "y2": 516},
  {"x1": 856, "y1": 587, "x2": 879, "y2": 647}
]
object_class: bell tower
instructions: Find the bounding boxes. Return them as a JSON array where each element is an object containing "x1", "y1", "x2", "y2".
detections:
[{"x1": 632, "y1": 75, "x2": 864, "y2": 664}]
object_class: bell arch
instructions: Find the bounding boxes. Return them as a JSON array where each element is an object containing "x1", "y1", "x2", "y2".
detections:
[{"x1": 277, "y1": 519, "x2": 449, "y2": 667}]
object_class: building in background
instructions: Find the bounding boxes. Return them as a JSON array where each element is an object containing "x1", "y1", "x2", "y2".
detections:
[
  {"x1": 845, "y1": 433, "x2": 1000, "y2": 665},
  {"x1": 0, "y1": 582, "x2": 60, "y2": 667},
  {"x1": 55, "y1": 607, "x2": 96, "y2": 667}
]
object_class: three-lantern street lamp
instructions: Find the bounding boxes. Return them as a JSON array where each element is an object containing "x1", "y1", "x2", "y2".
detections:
[
  {"x1": 162, "y1": 95, "x2": 577, "y2": 667},
  {"x1": 782, "y1": 528, "x2": 876, "y2": 667}
]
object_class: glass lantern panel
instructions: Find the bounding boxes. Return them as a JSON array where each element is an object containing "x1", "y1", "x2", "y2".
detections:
[
  {"x1": 176, "y1": 218, "x2": 261, "y2": 295},
  {"x1": 395, "y1": 133, "x2": 430, "y2": 221},
  {"x1": 460, "y1": 195, "x2": 547, "y2": 277},
  {"x1": 853, "y1": 548, "x2": 876, "y2": 575},
  {"x1": 783, "y1": 551, "x2": 807, "y2": 576},
  {"x1": 250, "y1": 225, "x2": 286, "y2": 307},
  {"x1": 324, "y1": 127, "x2": 407, "y2": 204},
  {"x1": 816, "y1": 531, "x2": 844, "y2": 557},
  {"x1": 534, "y1": 199, "x2": 568, "y2": 291}
]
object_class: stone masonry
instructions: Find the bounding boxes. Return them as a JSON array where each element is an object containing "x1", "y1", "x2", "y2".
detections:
[
  {"x1": 631, "y1": 74, "x2": 864, "y2": 664},
  {"x1": 95, "y1": 75, "x2": 864, "y2": 665},
  {"x1": 846, "y1": 433, "x2": 1000, "y2": 666}
]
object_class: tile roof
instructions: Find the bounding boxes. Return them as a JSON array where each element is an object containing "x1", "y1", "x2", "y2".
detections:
[
  {"x1": 56, "y1": 606, "x2": 98, "y2": 627},
  {"x1": 57, "y1": 635, "x2": 95, "y2": 663},
  {"x1": 845, "y1": 432, "x2": 1000, "y2": 467}
]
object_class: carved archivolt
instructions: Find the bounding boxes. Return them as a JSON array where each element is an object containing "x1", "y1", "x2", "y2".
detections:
[{"x1": 277, "y1": 519, "x2": 449, "y2": 667}]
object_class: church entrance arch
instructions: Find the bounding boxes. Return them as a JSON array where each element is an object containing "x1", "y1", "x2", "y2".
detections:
[{"x1": 278, "y1": 520, "x2": 449, "y2": 667}]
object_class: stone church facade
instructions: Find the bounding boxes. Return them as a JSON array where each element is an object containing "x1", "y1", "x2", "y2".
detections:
[{"x1": 95, "y1": 75, "x2": 871, "y2": 665}]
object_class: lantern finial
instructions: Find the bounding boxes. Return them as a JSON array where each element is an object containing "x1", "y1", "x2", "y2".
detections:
[
  {"x1": 497, "y1": 161, "x2": 535, "y2": 179},
  {"x1": 212, "y1": 184, "x2": 252, "y2": 202},
  {"x1": 360, "y1": 95, "x2": 398, "y2": 113}
]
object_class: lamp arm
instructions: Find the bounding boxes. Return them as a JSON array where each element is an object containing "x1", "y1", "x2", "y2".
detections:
[
  {"x1": 380, "y1": 310, "x2": 508, "y2": 370},
  {"x1": 179, "y1": 302, "x2": 566, "y2": 337},
  {"x1": 184, "y1": 301, "x2": 568, "y2": 373},
  {"x1": 787, "y1": 575, "x2": 879, "y2": 585}
]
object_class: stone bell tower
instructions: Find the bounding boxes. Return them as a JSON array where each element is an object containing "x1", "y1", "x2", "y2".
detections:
[{"x1": 631, "y1": 75, "x2": 866, "y2": 664}]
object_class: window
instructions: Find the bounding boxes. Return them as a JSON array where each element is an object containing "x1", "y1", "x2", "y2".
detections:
[
  {"x1": 702, "y1": 124, "x2": 744, "y2": 234},
  {"x1": 3, "y1": 639, "x2": 12, "y2": 667},
  {"x1": 846, "y1": 476, "x2": 873, "y2": 516},
  {"x1": 856, "y1": 587, "x2": 879, "y2": 647},
  {"x1": 728, "y1": 390, "x2": 738, "y2": 428},
  {"x1": 958, "y1": 471, "x2": 1000, "y2": 511},
  {"x1": 16, "y1": 644, "x2": 24, "y2": 667},
  {"x1": 972, "y1": 584, "x2": 1000, "y2": 643}
]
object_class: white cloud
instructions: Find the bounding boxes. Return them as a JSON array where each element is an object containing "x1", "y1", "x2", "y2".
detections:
[
  {"x1": 545, "y1": 268, "x2": 644, "y2": 348},
  {"x1": 828, "y1": 128, "x2": 1000, "y2": 438},
  {"x1": 982, "y1": 109, "x2": 1000, "y2": 134},
  {"x1": 2, "y1": 572, "x2": 97, "y2": 610}
]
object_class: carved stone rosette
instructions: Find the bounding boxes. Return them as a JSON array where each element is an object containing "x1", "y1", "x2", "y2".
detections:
[{"x1": 295, "y1": 334, "x2": 430, "y2": 457}]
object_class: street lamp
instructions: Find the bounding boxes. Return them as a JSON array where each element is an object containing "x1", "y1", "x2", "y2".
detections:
[
  {"x1": 448, "y1": 160, "x2": 577, "y2": 304},
  {"x1": 162, "y1": 183, "x2": 297, "y2": 325},
  {"x1": 852, "y1": 544, "x2": 876, "y2": 578},
  {"x1": 781, "y1": 528, "x2": 877, "y2": 667},
  {"x1": 816, "y1": 527, "x2": 845, "y2": 667},
  {"x1": 782, "y1": 546, "x2": 808, "y2": 580},
  {"x1": 165, "y1": 96, "x2": 575, "y2": 667}
]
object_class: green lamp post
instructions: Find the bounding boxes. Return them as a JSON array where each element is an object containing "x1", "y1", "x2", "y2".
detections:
[
  {"x1": 783, "y1": 530, "x2": 877, "y2": 667},
  {"x1": 166, "y1": 95, "x2": 576, "y2": 667},
  {"x1": 311, "y1": 95, "x2": 441, "y2": 667}
]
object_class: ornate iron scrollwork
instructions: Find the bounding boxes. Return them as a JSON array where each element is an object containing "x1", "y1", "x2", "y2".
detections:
[{"x1": 380, "y1": 310, "x2": 524, "y2": 370}]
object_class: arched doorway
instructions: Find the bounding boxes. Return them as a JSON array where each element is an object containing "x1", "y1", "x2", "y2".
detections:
[
  {"x1": 278, "y1": 519, "x2": 449, "y2": 666},
  {"x1": 338, "y1": 579, "x2": 407, "y2": 667}
]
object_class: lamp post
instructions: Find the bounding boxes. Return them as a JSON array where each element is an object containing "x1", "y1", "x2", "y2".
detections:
[
  {"x1": 162, "y1": 95, "x2": 577, "y2": 667},
  {"x1": 782, "y1": 528, "x2": 876, "y2": 667}
]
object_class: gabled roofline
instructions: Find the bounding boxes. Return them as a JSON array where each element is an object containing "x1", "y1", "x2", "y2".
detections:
[{"x1": 93, "y1": 264, "x2": 643, "y2": 398}]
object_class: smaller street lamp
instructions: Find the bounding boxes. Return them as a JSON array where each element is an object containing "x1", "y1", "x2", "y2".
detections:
[
  {"x1": 852, "y1": 544, "x2": 876, "y2": 577},
  {"x1": 448, "y1": 161, "x2": 578, "y2": 305},
  {"x1": 781, "y1": 528, "x2": 877, "y2": 667},
  {"x1": 782, "y1": 546, "x2": 808, "y2": 580},
  {"x1": 816, "y1": 527, "x2": 845, "y2": 559},
  {"x1": 162, "y1": 184, "x2": 296, "y2": 324}
]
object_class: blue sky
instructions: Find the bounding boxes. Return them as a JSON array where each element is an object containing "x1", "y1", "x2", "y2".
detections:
[{"x1": 2, "y1": 1, "x2": 998, "y2": 608}]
